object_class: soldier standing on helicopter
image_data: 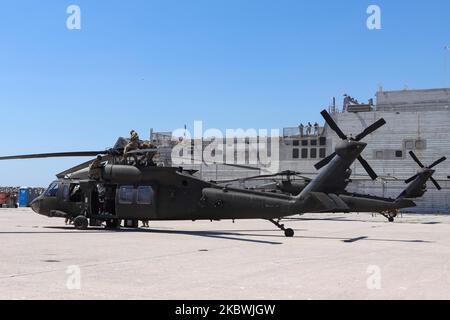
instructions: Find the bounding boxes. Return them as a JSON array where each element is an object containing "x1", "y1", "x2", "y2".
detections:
[
  {"x1": 124, "y1": 130, "x2": 140, "y2": 154},
  {"x1": 124, "y1": 130, "x2": 141, "y2": 163},
  {"x1": 89, "y1": 155, "x2": 104, "y2": 180}
]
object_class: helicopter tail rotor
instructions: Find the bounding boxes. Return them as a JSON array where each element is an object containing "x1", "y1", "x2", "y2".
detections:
[
  {"x1": 405, "y1": 151, "x2": 446, "y2": 190},
  {"x1": 314, "y1": 110, "x2": 386, "y2": 180}
]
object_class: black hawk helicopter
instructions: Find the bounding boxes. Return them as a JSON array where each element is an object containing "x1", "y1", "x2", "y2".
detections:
[
  {"x1": 0, "y1": 111, "x2": 432, "y2": 236},
  {"x1": 209, "y1": 111, "x2": 447, "y2": 222}
]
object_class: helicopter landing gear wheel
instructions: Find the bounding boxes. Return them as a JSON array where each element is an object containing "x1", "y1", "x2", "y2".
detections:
[
  {"x1": 106, "y1": 219, "x2": 121, "y2": 229},
  {"x1": 284, "y1": 228, "x2": 295, "y2": 238},
  {"x1": 268, "y1": 219, "x2": 295, "y2": 237},
  {"x1": 381, "y1": 211, "x2": 398, "y2": 222},
  {"x1": 380, "y1": 210, "x2": 397, "y2": 223},
  {"x1": 74, "y1": 216, "x2": 89, "y2": 230}
]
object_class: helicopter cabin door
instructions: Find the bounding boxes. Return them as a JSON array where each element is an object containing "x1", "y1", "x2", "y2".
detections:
[{"x1": 115, "y1": 185, "x2": 156, "y2": 219}]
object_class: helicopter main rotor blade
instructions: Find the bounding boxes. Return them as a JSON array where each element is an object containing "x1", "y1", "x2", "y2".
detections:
[
  {"x1": 295, "y1": 175, "x2": 313, "y2": 182},
  {"x1": 56, "y1": 159, "x2": 96, "y2": 179},
  {"x1": 429, "y1": 156, "x2": 447, "y2": 169},
  {"x1": 213, "y1": 171, "x2": 300, "y2": 184},
  {"x1": 0, "y1": 151, "x2": 108, "y2": 161},
  {"x1": 55, "y1": 155, "x2": 111, "y2": 178},
  {"x1": 171, "y1": 156, "x2": 261, "y2": 171},
  {"x1": 314, "y1": 152, "x2": 336, "y2": 170},
  {"x1": 320, "y1": 110, "x2": 348, "y2": 140},
  {"x1": 254, "y1": 182, "x2": 278, "y2": 189},
  {"x1": 354, "y1": 118, "x2": 387, "y2": 141},
  {"x1": 212, "y1": 174, "x2": 269, "y2": 184},
  {"x1": 126, "y1": 148, "x2": 159, "y2": 155},
  {"x1": 405, "y1": 174, "x2": 419, "y2": 184},
  {"x1": 409, "y1": 151, "x2": 425, "y2": 168},
  {"x1": 430, "y1": 177, "x2": 442, "y2": 190},
  {"x1": 357, "y1": 156, "x2": 378, "y2": 180}
]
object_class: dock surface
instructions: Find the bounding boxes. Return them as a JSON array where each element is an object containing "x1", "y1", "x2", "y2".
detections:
[{"x1": 1, "y1": 208, "x2": 449, "y2": 300}]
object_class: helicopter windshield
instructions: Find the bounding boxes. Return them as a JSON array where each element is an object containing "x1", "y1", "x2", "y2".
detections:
[{"x1": 44, "y1": 182, "x2": 59, "y2": 197}]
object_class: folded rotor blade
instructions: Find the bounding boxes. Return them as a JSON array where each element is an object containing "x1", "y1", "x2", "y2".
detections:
[
  {"x1": 0, "y1": 151, "x2": 107, "y2": 161},
  {"x1": 255, "y1": 182, "x2": 278, "y2": 190},
  {"x1": 409, "y1": 151, "x2": 425, "y2": 168},
  {"x1": 430, "y1": 177, "x2": 442, "y2": 190},
  {"x1": 405, "y1": 174, "x2": 419, "y2": 184},
  {"x1": 172, "y1": 156, "x2": 261, "y2": 171},
  {"x1": 320, "y1": 110, "x2": 347, "y2": 140},
  {"x1": 354, "y1": 118, "x2": 386, "y2": 141},
  {"x1": 314, "y1": 152, "x2": 336, "y2": 170},
  {"x1": 295, "y1": 175, "x2": 313, "y2": 182},
  {"x1": 212, "y1": 174, "x2": 271, "y2": 184},
  {"x1": 429, "y1": 156, "x2": 447, "y2": 169},
  {"x1": 126, "y1": 148, "x2": 159, "y2": 155},
  {"x1": 357, "y1": 156, "x2": 378, "y2": 180}
]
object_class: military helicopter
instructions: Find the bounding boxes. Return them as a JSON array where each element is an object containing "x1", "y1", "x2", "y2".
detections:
[
  {"x1": 208, "y1": 111, "x2": 447, "y2": 222},
  {"x1": 0, "y1": 110, "x2": 425, "y2": 237}
]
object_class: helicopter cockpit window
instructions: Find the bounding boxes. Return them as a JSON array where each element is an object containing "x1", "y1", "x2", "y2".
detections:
[
  {"x1": 45, "y1": 182, "x2": 59, "y2": 197},
  {"x1": 119, "y1": 186, "x2": 134, "y2": 204},
  {"x1": 137, "y1": 186, "x2": 153, "y2": 205}
]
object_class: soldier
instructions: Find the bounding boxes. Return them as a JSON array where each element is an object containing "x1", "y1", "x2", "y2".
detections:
[
  {"x1": 89, "y1": 155, "x2": 104, "y2": 180},
  {"x1": 141, "y1": 141, "x2": 157, "y2": 151},
  {"x1": 139, "y1": 141, "x2": 157, "y2": 166},
  {"x1": 343, "y1": 94, "x2": 350, "y2": 111},
  {"x1": 124, "y1": 130, "x2": 140, "y2": 164},
  {"x1": 298, "y1": 123, "x2": 304, "y2": 137},
  {"x1": 306, "y1": 122, "x2": 312, "y2": 136},
  {"x1": 314, "y1": 122, "x2": 320, "y2": 136},
  {"x1": 124, "y1": 130, "x2": 140, "y2": 154}
]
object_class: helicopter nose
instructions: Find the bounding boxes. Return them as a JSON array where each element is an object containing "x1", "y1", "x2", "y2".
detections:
[{"x1": 30, "y1": 198, "x2": 40, "y2": 214}]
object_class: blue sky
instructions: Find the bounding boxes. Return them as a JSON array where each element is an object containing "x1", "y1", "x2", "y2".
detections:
[{"x1": 0, "y1": 0, "x2": 449, "y2": 186}]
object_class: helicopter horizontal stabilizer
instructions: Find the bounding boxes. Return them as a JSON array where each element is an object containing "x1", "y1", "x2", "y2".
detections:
[
  {"x1": 394, "y1": 198, "x2": 417, "y2": 208},
  {"x1": 308, "y1": 192, "x2": 350, "y2": 211}
]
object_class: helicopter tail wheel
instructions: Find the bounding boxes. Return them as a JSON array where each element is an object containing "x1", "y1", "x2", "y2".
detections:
[
  {"x1": 268, "y1": 219, "x2": 295, "y2": 237},
  {"x1": 74, "y1": 216, "x2": 89, "y2": 230},
  {"x1": 381, "y1": 210, "x2": 397, "y2": 223},
  {"x1": 284, "y1": 228, "x2": 294, "y2": 237}
]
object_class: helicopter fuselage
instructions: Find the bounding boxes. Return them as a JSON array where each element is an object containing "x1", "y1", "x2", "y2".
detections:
[{"x1": 30, "y1": 165, "x2": 304, "y2": 223}]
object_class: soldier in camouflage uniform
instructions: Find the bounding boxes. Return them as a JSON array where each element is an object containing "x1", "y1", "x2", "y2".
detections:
[
  {"x1": 124, "y1": 130, "x2": 140, "y2": 164},
  {"x1": 89, "y1": 155, "x2": 104, "y2": 180},
  {"x1": 124, "y1": 130, "x2": 140, "y2": 154}
]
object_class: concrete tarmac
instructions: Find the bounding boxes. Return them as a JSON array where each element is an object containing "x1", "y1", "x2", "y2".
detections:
[{"x1": 1, "y1": 208, "x2": 450, "y2": 300}]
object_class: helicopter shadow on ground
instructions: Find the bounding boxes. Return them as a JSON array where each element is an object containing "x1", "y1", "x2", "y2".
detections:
[
  {"x1": 0, "y1": 227, "x2": 114, "y2": 236},
  {"x1": 289, "y1": 216, "x2": 381, "y2": 223},
  {"x1": 5, "y1": 225, "x2": 431, "y2": 245},
  {"x1": 39, "y1": 226, "x2": 286, "y2": 245},
  {"x1": 116, "y1": 228, "x2": 432, "y2": 244},
  {"x1": 296, "y1": 235, "x2": 432, "y2": 244},
  {"x1": 134, "y1": 228, "x2": 287, "y2": 245}
]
